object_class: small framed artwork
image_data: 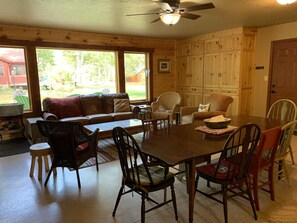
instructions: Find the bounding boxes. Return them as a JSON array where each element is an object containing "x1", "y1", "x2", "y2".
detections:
[{"x1": 158, "y1": 59, "x2": 171, "y2": 73}]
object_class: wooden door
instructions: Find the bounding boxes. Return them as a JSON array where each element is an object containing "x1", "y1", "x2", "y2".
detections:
[{"x1": 268, "y1": 39, "x2": 297, "y2": 109}]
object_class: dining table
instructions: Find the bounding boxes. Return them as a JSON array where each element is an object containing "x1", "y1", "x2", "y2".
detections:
[{"x1": 140, "y1": 115, "x2": 283, "y2": 223}]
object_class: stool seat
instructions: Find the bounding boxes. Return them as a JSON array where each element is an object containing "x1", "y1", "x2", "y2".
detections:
[
  {"x1": 30, "y1": 142, "x2": 51, "y2": 155},
  {"x1": 29, "y1": 142, "x2": 56, "y2": 181}
]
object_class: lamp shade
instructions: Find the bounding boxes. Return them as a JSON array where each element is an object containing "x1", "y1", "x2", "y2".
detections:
[
  {"x1": 276, "y1": 0, "x2": 296, "y2": 4},
  {"x1": 160, "y1": 13, "x2": 181, "y2": 25}
]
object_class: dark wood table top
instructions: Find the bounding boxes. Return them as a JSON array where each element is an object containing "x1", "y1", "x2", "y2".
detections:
[{"x1": 140, "y1": 115, "x2": 283, "y2": 166}]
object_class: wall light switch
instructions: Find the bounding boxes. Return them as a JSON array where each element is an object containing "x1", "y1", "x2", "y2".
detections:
[{"x1": 264, "y1": 75, "x2": 268, "y2": 81}]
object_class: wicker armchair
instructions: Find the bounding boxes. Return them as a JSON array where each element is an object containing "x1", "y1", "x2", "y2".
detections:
[
  {"x1": 37, "y1": 120, "x2": 99, "y2": 188},
  {"x1": 151, "y1": 92, "x2": 181, "y2": 124}
]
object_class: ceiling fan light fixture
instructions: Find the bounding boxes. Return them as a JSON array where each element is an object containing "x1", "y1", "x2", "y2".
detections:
[
  {"x1": 160, "y1": 13, "x2": 181, "y2": 25},
  {"x1": 276, "y1": 0, "x2": 296, "y2": 4}
]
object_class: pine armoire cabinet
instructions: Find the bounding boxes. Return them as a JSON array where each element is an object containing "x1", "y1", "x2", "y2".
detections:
[{"x1": 176, "y1": 27, "x2": 256, "y2": 116}]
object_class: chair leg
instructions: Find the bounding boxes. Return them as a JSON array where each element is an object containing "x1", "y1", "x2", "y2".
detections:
[
  {"x1": 289, "y1": 144, "x2": 295, "y2": 165},
  {"x1": 268, "y1": 166, "x2": 275, "y2": 201},
  {"x1": 252, "y1": 173, "x2": 260, "y2": 211},
  {"x1": 112, "y1": 186, "x2": 124, "y2": 216},
  {"x1": 222, "y1": 185, "x2": 228, "y2": 223},
  {"x1": 163, "y1": 188, "x2": 167, "y2": 202},
  {"x1": 246, "y1": 178, "x2": 258, "y2": 220},
  {"x1": 141, "y1": 193, "x2": 146, "y2": 223},
  {"x1": 170, "y1": 184, "x2": 178, "y2": 220},
  {"x1": 282, "y1": 160, "x2": 291, "y2": 187},
  {"x1": 44, "y1": 165, "x2": 54, "y2": 186},
  {"x1": 75, "y1": 168, "x2": 81, "y2": 188},
  {"x1": 95, "y1": 153, "x2": 99, "y2": 171}
]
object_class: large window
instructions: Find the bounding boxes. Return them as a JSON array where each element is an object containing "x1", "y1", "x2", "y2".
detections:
[
  {"x1": 0, "y1": 47, "x2": 30, "y2": 110},
  {"x1": 36, "y1": 48, "x2": 117, "y2": 102},
  {"x1": 124, "y1": 52, "x2": 149, "y2": 100}
]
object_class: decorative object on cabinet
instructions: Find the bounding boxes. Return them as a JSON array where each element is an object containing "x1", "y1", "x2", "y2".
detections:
[
  {"x1": 151, "y1": 91, "x2": 181, "y2": 124},
  {"x1": 180, "y1": 94, "x2": 233, "y2": 124},
  {"x1": 158, "y1": 59, "x2": 171, "y2": 73}
]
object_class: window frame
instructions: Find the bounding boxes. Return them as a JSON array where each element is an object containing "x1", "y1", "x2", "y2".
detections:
[{"x1": 0, "y1": 39, "x2": 154, "y2": 117}]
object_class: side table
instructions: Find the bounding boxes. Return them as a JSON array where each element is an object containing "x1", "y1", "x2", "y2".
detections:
[{"x1": 138, "y1": 104, "x2": 152, "y2": 120}]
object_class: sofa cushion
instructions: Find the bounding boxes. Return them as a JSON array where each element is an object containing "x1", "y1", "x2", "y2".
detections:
[
  {"x1": 101, "y1": 93, "x2": 130, "y2": 113},
  {"x1": 79, "y1": 94, "x2": 103, "y2": 115},
  {"x1": 43, "y1": 97, "x2": 83, "y2": 119},
  {"x1": 86, "y1": 114, "x2": 114, "y2": 124},
  {"x1": 112, "y1": 112, "x2": 134, "y2": 121},
  {"x1": 114, "y1": 99, "x2": 130, "y2": 112}
]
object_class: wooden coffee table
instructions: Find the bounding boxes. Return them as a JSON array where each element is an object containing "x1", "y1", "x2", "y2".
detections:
[{"x1": 84, "y1": 118, "x2": 143, "y2": 139}]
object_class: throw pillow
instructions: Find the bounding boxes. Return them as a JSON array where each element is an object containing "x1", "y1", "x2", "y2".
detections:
[
  {"x1": 198, "y1": 103, "x2": 210, "y2": 112},
  {"x1": 114, "y1": 99, "x2": 130, "y2": 112}
]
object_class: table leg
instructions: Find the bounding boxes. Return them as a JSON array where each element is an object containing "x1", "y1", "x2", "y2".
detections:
[{"x1": 185, "y1": 160, "x2": 196, "y2": 223}]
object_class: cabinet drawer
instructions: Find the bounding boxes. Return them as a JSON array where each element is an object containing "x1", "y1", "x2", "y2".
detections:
[
  {"x1": 204, "y1": 88, "x2": 219, "y2": 94},
  {"x1": 220, "y1": 88, "x2": 238, "y2": 95}
]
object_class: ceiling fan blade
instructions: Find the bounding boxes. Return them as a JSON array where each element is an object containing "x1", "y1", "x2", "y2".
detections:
[
  {"x1": 181, "y1": 13, "x2": 201, "y2": 20},
  {"x1": 126, "y1": 12, "x2": 160, "y2": 16},
  {"x1": 151, "y1": 18, "x2": 161, "y2": 23},
  {"x1": 162, "y1": 3, "x2": 174, "y2": 12},
  {"x1": 181, "y1": 3, "x2": 215, "y2": 13}
]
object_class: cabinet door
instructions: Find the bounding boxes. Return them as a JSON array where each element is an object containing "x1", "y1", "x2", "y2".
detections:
[
  {"x1": 183, "y1": 92, "x2": 203, "y2": 106},
  {"x1": 177, "y1": 43, "x2": 191, "y2": 56},
  {"x1": 204, "y1": 53, "x2": 221, "y2": 87},
  {"x1": 191, "y1": 55, "x2": 204, "y2": 87},
  {"x1": 220, "y1": 35, "x2": 242, "y2": 51},
  {"x1": 191, "y1": 40, "x2": 204, "y2": 55},
  {"x1": 177, "y1": 56, "x2": 191, "y2": 86},
  {"x1": 205, "y1": 38, "x2": 221, "y2": 53},
  {"x1": 221, "y1": 51, "x2": 240, "y2": 88}
]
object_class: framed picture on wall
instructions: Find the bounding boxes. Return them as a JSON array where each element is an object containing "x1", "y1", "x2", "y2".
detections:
[{"x1": 158, "y1": 59, "x2": 171, "y2": 73}]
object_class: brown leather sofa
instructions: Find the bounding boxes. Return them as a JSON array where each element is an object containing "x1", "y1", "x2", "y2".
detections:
[
  {"x1": 180, "y1": 94, "x2": 233, "y2": 124},
  {"x1": 42, "y1": 93, "x2": 139, "y2": 125}
]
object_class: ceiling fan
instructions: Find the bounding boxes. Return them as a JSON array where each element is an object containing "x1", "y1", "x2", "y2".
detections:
[{"x1": 126, "y1": 0, "x2": 215, "y2": 26}]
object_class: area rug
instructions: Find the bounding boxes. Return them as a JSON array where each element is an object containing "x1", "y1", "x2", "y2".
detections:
[
  {"x1": 0, "y1": 137, "x2": 30, "y2": 157},
  {"x1": 79, "y1": 133, "x2": 143, "y2": 168}
]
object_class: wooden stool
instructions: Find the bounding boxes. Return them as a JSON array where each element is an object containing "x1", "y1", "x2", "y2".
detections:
[{"x1": 29, "y1": 142, "x2": 56, "y2": 180}]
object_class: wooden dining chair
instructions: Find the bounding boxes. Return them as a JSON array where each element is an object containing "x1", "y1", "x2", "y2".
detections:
[
  {"x1": 195, "y1": 123, "x2": 261, "y2": 223},
  {"x1": 112, "y1": 127, "x2": 178, "y2": 223},
  {"x1": 142, "y1": 116, "x2": 170, "y2": 139},
  {"x1": 37, "y1": 121, "x2": 99, "y2": 188},
  {"x1": 275, "y1": 120, "x2": 297, "y2": 186},
  {"x1": 267, "y1": 99, "x2": 297, "y2": 164},
  {"x1": 248, "y1": 126, "x2": 282, "y2": 211}
]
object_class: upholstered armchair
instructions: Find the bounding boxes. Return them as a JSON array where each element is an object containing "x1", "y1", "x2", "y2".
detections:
[
  {"x1": 180, "y1": 94, "x2": 233, "y2": 124},
  {"x1": 151, "y1": 92, "x2": 181, "y2": 124}
]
